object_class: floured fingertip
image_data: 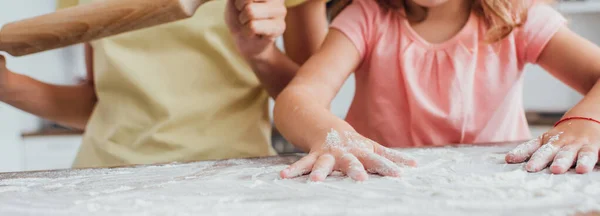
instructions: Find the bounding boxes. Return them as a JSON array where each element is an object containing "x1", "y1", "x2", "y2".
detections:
[
  {"x1": 505, "y1": 148, "x2": 533, "y2": 163},
  {"x1": 309, "y1": 172, "x2": 326, "y2": 182},
  {"x1": 550, "y1": 157, "x2": 572, "y2": 174},
  {"x1": 279, "y1": 169, "x2": 288, "y2": 179},
  {"x1": 404, "y1": 159, "x2": 418, "y2": 167},
  {"x1": 506, "y1": 139, "x2": 542, "y2": 163},
  {"x1": 525, "y1": 161, "x2": 542, "y2": 173},
  {"x1": 504, "y1": 154, "x2": 520, "y2": 163},
  {"x1": 347, "y1": 169, "x2": 369, "y2": 182},
  {"x1": 281, "y1": 167, "x2": 308, "y2": 179},
  {"x1": 549, "y1": 165, "x2": 564, "y2": 174},
  {"x1": 575, "y1": 164, "x2": 593, "y2": 174},
  {"x1": 576, "y1": 153, "x2": 597, "y2": 174},
  {"x1": 505, "y1": 150, "x2": 528, "y2": 163}
]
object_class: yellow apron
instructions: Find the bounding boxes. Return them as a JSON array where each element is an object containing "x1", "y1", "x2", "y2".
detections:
[{"x1": 56, "y1": 0, "x2": 305, "y2": 168}]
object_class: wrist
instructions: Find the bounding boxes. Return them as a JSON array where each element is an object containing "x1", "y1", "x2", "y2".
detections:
[
  {"x1": 243, "y1": 43, "x2": 280, "y2": 64},
  {"x1": 0, "y1": 71, "x2": 19, "y2": 102},
  {"x1": 244, "y1": 45, "x2": 287, "y2": 77}
]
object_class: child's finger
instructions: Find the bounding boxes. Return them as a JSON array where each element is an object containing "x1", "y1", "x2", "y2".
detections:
[
  {"x1": 575, "y1": 144, "x2": 599, "y2": 174},
  {"x1": 356, "y1": 151, "x2": 402, "y2": 177},
  {"x1": 506, "y1": 138, "x2": 542, "y2": 163},
  {"x1": 550, "y1": 144, "x2": 580, "y2": 174},
  {"x1": 374, "y1": 145, "x2": 417, "y2": 167},
  {"x1": 280, "y1": 153, "x2": 318, "y2": 179},
  {"x1": 309, "y1": 154, "x2": 335, "y2": 182},
  {"x1": 526, "y1": 142, "x2": 561, "y2": 172},
  {"x1": 337, "y1": 153, "x2": 368, "y2": 181}
]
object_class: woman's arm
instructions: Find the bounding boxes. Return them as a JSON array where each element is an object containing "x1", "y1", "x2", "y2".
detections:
[
  {"x1": 0, "y1": 43, "x2": 97, "y2": 130},
  {"x1": 275, "y1": 30, "x2": 416, "y2": 182},
  {"x1": 506, "y1": 26, "x2": 600, "y2": 174}
]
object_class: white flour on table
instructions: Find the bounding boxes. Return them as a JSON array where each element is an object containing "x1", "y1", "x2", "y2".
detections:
[{"x1": 0, "y1": 144, "x2": 598, "y2": 216}]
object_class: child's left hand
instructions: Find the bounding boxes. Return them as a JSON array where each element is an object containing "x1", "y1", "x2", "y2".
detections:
[{"x1": 505, "y1": 119, "x2": 600, "y2": 174}]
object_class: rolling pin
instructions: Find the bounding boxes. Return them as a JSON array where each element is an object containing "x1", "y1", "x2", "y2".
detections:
[{"x1": 0, "y1": 0, "x2": 206, "y2": 57}]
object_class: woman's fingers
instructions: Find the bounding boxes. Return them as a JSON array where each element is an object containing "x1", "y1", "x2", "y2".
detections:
[
  {"x1": 374, "y1": 145, "x2": 417, "y2": 167},
  {"x1": 280, "y1": 153, "x2": 318, "y2": 179},
  {"x1": 356, "y1": 151, "x2": 402, "y2": 177},
  {"x1": 238, "y1": 1, "x2": 286, "y2": 24},
  {"x1": 337, "y1": 153, "x2": 368, "y2": 181},
  {"x1": 506, "y1": 138, "x2": 542, "y2": 163},
  {"x1": 309, "y1": 154, "x2": 336, "y2": 181},
  {"x1": 550, "y1": 145, "x2": 580, "y2": 174},
  {"x1": 241, "y1": 19, "x2": 286, "y2": 39},
  {"x1": 234, "y1": 0, "x2": 267, "y2": 11},
  {"x1": 575, "y1": 144, "x2": 599, "y2": 174}
]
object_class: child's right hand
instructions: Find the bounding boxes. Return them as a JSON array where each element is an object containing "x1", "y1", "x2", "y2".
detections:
[{"x1": 280, "y1": 130, "x2": 417, "y2": 182}]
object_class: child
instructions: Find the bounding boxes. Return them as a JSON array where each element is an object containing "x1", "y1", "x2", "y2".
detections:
[{"x1": 274, "y1": 0, "x2": 600, "y2": 181}]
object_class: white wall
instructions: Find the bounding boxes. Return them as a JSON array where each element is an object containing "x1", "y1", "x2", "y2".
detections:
[
  {"x1": 0, "y1": 0, "x2": 85, "y2": 172},
  {"x1": 522, "y1": 10, "x2": 600, "y2": 112}
]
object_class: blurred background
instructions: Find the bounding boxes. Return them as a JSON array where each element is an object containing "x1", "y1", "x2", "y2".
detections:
[{"x1": 0, "y1": 0, "x2": 599, "y2": 172}]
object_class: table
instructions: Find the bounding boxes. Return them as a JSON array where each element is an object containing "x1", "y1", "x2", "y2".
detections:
[{"x1": 0, "y1": 143, "x2": 599, "y2": 216}]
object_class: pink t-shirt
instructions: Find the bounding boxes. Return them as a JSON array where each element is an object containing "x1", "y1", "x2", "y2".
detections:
[{"x1": 330, "y1": 0, "x2": 566, "y2": 147}]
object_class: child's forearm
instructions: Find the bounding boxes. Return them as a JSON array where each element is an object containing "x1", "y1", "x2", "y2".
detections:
[
  {"x1": 274, "y1": 84, "x2": 355, "y2": 152},
  {"x1": 563, "y1": 79, "x2": 600, "y2": 119},
  {"x1": 0, "y1": 72, "x2": 96, "y2": 130}
]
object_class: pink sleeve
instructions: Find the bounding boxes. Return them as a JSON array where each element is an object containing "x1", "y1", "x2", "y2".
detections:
[
  {"x1": 329, "y1": 0, "x2": 379, "y2": 59},
  {"x1": 517, "y1": 3, "x2": 567, "y2": 64}
]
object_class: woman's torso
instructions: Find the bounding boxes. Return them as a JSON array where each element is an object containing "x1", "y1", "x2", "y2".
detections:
[{"x1": 73, "y1": 0, "x2": 277, "y2": 168}]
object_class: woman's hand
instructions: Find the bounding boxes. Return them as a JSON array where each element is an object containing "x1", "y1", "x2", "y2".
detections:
[
  {"x1": 506, "y1": 120, "x2": 600, "y2": 174},
  {"x1": 225, "y1": 0, "x2": 287, "y2": 60},
  {"x1": 0, "y1": 55, "x2": 12, "y2": 93},
  {"x1": 280, "y1": 129, "x2": 417, "y2": 182}
]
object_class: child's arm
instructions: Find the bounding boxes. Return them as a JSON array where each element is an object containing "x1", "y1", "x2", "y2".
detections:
[
  {"x1": 283, "y1": 0, "x2": 328, "y2": 65},
  {"x1": 225, "y1": 0, "x2": 328, "y2": 98},
  {"x1": 0, "y1": 43, "x2": 97, "y2": 130},
  {"x1": 506, "y1": 26, "x2": 600, "y2": 174},
  {"x1": 274, "y1": 29, "x2": 416, "y2": 182}
]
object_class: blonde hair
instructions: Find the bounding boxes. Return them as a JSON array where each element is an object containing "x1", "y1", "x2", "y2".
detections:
[{"x1": 329, "y1": 0, "x2": 534, "y2": 42}]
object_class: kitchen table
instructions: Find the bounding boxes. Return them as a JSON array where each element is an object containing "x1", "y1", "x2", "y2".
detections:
[{"x1": 0, "y1": 142, "x2": 599, "y2": 216}]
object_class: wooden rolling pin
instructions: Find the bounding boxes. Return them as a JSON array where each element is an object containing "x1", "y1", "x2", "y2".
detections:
[{"x1": 0, "y1": 0, "x2": 205, "y2": 56}]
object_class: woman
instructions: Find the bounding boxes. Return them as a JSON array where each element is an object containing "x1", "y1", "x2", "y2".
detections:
[{"x1": 0, "y1": 0, "x2": 328, "y2": 168}]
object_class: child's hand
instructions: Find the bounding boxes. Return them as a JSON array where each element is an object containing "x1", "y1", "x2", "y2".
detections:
[
  {"x1": 506, "y1": 120, "x2": 600, "y2": 174},
  {"x1": 280, "y1": 130, "x2": 417, "y2": 182},
  {"x1": 224, "y1": 0, "x2": 286, "y2": 60}
]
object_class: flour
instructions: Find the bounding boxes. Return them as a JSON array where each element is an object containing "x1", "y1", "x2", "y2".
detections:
[
  {"x1": 324, "y1": 129, "x2": 342, "y2": 148},
  {"x1": 506, "y1": 138, "x2": 540, "y2": 162},
  {"x1": 578, "y1": 153, "x2": 598, "y2": 168},
  {"x1": 0, "y1": 145, "x2": 598, "y2": 216},
  {"x1": 529, "y1": 143, "x2": 559, "y2": 164},
  {"x1": 554, "y1": 149, "x2": 577, "y2": 167},
  {"x1": 554, "y1": 157, "x2": 572, "y2": 167}
]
